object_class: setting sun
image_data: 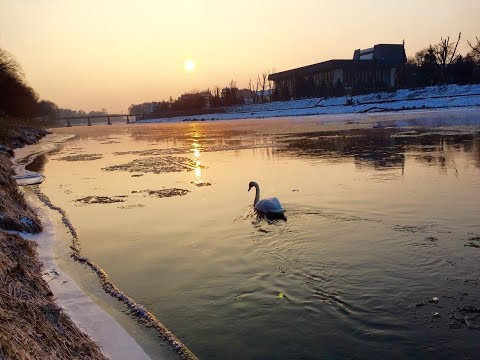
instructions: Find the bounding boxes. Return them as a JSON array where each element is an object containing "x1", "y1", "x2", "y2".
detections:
[{"x1": 184, "y1": 59, "x2": 196, "y2": 73}]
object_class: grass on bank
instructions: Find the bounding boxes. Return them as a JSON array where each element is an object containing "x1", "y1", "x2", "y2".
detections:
[{"x1": 0, "y1": 230, "x2": 107, "y2": 360}]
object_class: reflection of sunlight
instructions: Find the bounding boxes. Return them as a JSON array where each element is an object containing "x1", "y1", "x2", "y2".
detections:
[
  {"x1": 194, "y1": 159, "x2": 202, "y2": 178},
  {"x1": 191, "y1": 137, "x2": 202, "y2": 179},
  {"x1": 189, "y1": 123, "x2": 201, "y2": 139}
]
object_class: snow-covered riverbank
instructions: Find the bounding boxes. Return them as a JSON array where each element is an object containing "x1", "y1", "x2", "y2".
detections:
[{"x1": 137, "y1": 84, "x2": 480, "y2": 123}]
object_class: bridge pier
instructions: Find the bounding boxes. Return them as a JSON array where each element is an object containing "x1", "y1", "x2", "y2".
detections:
[{"x1": 58, "y1": 114, "x2": 140, "y2": 126}]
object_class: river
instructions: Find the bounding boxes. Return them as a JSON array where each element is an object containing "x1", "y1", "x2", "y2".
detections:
[{"x1": 32, "y1": 110, "x2": 480, "y2": 359}]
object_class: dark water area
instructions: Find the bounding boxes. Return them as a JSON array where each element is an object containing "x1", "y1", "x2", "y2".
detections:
[
  {"x1": 25, "y1": 153, "x2": 48, "y2": 172},
  {"x1": 43, "y1": 111, "x2": 480, "y2": 359}
]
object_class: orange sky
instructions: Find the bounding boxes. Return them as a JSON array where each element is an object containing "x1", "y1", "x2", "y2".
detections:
[{"x1": 1, "y1": 0, "x2": 479, "y2": 113}]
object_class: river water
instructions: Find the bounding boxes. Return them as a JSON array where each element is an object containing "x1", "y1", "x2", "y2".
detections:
[{"x1": 34, "y1": 110, "x2": 480, "y2": 359}]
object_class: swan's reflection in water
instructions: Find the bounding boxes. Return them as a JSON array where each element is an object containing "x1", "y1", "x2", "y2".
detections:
[{"x1": 256, "y1": 210, "x2": 287, "y2": 222}]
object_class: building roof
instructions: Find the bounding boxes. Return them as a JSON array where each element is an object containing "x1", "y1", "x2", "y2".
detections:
[
  {"x1": 353, "y1": 44, "x2": 406, "y2": 65},
  {"x1": 268, "y1": 43, "x2": 406, "y2": 81},
  {"x1": 268, "y1": 59, "x2": 393, "y2": 81}
]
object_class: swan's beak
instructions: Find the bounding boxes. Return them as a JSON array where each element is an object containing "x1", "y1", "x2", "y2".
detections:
[{"x1": 248, "y1": 186, "x2": 252, "y2": 192}]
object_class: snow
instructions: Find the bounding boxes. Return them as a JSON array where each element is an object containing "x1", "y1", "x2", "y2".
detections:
[{"x1": 137, "y1": 84, "x2": 480, "y2": 124}]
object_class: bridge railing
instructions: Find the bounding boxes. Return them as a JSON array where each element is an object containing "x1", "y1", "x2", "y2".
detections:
[{"x1": 58, "y1": 114, "x2": 142, "y2": 127}]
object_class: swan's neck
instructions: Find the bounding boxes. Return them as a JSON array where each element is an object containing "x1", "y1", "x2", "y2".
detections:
[{"x1": 253, "y1": 183, "x2": 260, "y2": 205}]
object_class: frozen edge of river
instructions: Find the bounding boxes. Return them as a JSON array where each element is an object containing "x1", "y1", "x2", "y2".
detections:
[
  {"x1": 13, "y1": 140, "x2": 153, "y2": 360},
  {"x1": 21, "y1": 198, "x2": 153, "y2": 360},
  {"x1": 14, "y1": 137, "x2": 198, "y2": 360}
]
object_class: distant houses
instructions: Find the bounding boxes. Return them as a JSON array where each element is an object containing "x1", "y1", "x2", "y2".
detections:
[{"x1": 268, "y1": 44, "x2": 406, "y2": 99}]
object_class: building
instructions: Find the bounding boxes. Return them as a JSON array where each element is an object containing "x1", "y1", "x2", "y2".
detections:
[{"x1": 268, "y1": 44, "x2": 406, "y2": 99}]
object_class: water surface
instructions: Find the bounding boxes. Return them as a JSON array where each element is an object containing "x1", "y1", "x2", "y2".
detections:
[{"x1": 40, "y1": 111, "x2": 480, "y2": 358}]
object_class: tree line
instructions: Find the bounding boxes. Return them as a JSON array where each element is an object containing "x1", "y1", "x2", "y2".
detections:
[
  {"x1": 0, "y1": 48, "x2": 39, "y2": 118},
  {"x1": 128, "y1": 80, "x2": 249, "y2": 116},
  {"x1": 0, "y1": 47, "x2": 109, "y2": 122},
  {"x1": 398, "y1": 33, "x2": 480, "y2": 87}
]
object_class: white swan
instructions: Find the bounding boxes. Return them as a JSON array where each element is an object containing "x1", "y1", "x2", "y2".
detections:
[{"x1": 248, "y1": 181, "x2": 285, "y2": 215}]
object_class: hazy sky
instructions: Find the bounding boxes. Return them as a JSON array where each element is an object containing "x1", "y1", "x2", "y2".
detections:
[{"x1": 1, "y1": 0, "x2": 479, "y2": 112}]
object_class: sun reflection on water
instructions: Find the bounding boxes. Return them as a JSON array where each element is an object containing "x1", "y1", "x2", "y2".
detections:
[{"x1": 191, "y1": 138, "x2": 202, "y2": 179}]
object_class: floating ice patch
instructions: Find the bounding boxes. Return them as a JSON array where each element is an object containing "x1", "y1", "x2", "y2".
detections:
[
  {"x1": 464, "y1": 236, "x2": 480, "y2": 248},
  {"x1": 103, "y1": 156, "x2": 201, "y2": 174},
  {"x1": 56, "y1": 154, "x2": 103, "y2": 161},
  {"x1": 114, "y1": 148, "x2": 189, "y2": 156},
  {"x1": 14, "y1": 172, "x2": 44, "y2": 185},
  {"x1": 118, "y1": 204, "x2": 145, "y2": 209},
  {"x1": 131, "y1": 188, "x2": 190, "y2": 198},
  {"x1": 190, "y1": 181, "x2": 211, "y2": 187},
  {"x1": 75, "y1": 196, "x2": 127, "y2": 204}
]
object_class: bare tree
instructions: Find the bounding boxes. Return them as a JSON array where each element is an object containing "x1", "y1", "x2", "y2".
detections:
[
  {"x1": 467, "y1": 36, "x2": 480, "y2": 57},
  {"x1": 213, "y1": 85, "x2": 221, "y2": 98},
  {"x1": 0, "y1": 48, "x2": 24, "y2": 81},
  {"x1": 248, "y1": 79, "x2": 257, "y2": 104},
  {"x1": 259, "y1": 72, "x2": 268, "y2": 103},
  {"x1": 435, "y1": 32, "x2": 461, "y2": 81}
]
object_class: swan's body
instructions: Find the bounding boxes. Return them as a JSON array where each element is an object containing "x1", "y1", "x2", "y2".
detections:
[{"x1": 248, "y1": 181, "x2": 285, "y2": 215}]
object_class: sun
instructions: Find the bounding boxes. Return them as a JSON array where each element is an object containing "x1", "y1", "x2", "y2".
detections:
[{"x1": 184, "y1": 59, "x2": 196, "y2": 73}]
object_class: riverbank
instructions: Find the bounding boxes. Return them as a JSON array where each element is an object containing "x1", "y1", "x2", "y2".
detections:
[
  {"x1": 0, "y1": 122, "x2": 109, "y2": 359},
  {"x1": 137, "y1": 84, "x2": 480, "y2": 123},
  {"x1": 0, "y1": 120, "x2": 48, "y2": 232}
]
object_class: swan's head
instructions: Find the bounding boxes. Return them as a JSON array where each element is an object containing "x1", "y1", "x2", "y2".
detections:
[{"x1": 248, "y1": 181, "x2": 257, "y2": 192}]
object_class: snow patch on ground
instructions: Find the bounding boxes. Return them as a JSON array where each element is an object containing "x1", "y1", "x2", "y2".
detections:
[{"x1": 137, "y1": 84, "x2": 480, "y2": 124}]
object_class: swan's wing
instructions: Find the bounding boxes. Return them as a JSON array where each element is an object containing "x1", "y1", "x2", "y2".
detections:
[{"x1": 255, "y1": 197, "x2": 285, "y2": 213}]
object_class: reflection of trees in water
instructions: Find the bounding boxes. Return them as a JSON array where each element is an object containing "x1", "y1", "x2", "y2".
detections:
[
  {"x1": 278, "y1": 128, "x2": 480, "y2": 171},
  {"x1": 396, "y1": 132, "x2": 480, "y2": 172},
  {"x1": 278, "y1": 129, "x2": 405, "y2": 170},
  {"x1": 128, "y1": 124, "x2": 267, "y2": 153}
]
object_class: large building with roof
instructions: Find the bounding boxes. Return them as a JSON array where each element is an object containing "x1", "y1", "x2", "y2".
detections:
[{"x1": 268, "y1": 44, "x2": 406, "y2": 99}]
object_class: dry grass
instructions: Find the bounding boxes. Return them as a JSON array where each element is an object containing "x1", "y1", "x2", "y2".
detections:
[
  {"x1": 0, "y1": 230, "x2": 107, "y2": 360},
  {"x1": 0, "y1": 118, "x2": 48, "y2": 149},
  {"x1": 0, "y1": 118, "x2": 48, "y2": 233},
  {"x1": 0, "y1": 121, "x2": 109, "y2": 359},
  {"x1": 0, "y1": 153, "x2": 42, "y2": 233}
]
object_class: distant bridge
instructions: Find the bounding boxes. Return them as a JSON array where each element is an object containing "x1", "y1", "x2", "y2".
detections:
[{"x1": 57, "y1": 114, "x2": 143, "y2": 127}]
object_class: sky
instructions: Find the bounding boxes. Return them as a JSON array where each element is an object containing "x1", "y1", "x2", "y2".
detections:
[{"x1": 1, "y1": 0, "x2": 479, "y2": 113}]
